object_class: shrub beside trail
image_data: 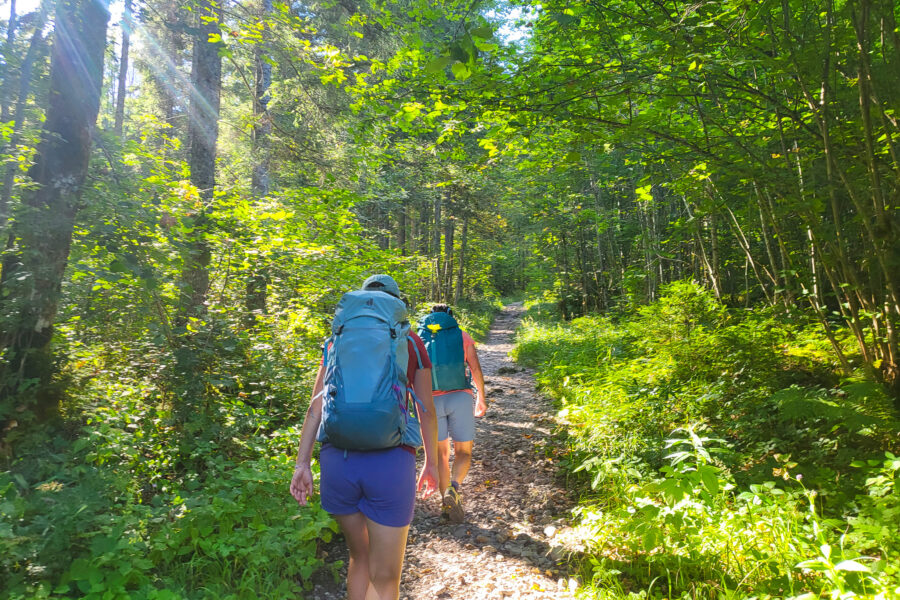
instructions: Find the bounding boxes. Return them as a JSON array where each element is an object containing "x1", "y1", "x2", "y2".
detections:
[{"x1": 514, "y1": 282, "x2": 900, "y2": 599}]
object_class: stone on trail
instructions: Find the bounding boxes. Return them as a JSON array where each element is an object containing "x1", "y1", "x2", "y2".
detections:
[{"x1": 452, "y1": 524, "x2": 469, "y2": 538}]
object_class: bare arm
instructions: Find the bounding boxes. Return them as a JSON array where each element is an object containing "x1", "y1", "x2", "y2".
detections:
[
  {"x1": 414, "y1": 367, "x2": 439, "y2": 498},
  {"x1": 465, "y1": 344, "x2": 488, "y2": 417},
  {"x1": 290, "y1": 364, "x2": 325, "y2": 506}
]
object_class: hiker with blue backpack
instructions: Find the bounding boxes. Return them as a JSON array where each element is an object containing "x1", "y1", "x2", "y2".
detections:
[
  {"x1": 290, "y1": 275, "x2": 439, "y2": 600},
  {"x1": 418, "y1": 303, "x2": 488, "y2": 523}
]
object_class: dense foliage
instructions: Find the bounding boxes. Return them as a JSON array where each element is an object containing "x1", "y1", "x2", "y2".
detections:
[
  {"x1": 0, "y1": 0, "x2": 897, "y2": 597},
  {"x1": 515, "y1": 282, "x2": 900, "y2": 599},
  {"x1": 475, "y1": 0, "x2": 900, "y2": 397}
]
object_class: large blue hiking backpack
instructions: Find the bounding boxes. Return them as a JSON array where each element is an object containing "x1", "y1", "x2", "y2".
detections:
[
  {"x1": 417, "y1": 311, "x2": 470, "y2": 392},
  {"x1": 317, "y1": 290, "x2": 422, "y2": 450}
]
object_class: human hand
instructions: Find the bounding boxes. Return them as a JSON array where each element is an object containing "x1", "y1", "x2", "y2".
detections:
[
  {"x1": 474, "y1": 397, "x2": 487, "y2": 418},
  {"x1": 417, "y1": 462, "x2": 438, "y2": 499},
  {"x1": 290, "y1": 464, "x2": 315, "y2": 506}
]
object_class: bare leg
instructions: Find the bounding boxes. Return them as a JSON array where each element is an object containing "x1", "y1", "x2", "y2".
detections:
[
  {"x1": 437, "y1": 439, "x2": 452, "y2": 493},
  {"x1": 366, "y1": 517, "x2": 410, "y2": 600},
  {"x1": 451, "y1": 440, "x2": 473, "y2": 485},
  {"x1": 333, "y1": 512, "x2": 373, "y2": 600}
]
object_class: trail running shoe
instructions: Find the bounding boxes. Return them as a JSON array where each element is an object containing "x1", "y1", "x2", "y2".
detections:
[{"x1": 442, "y1": 485, "x2": 465, "y2": 523}]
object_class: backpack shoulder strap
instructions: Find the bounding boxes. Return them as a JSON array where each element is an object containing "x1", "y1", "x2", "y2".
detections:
[{"x1": 408, "y1": 335, "x2": 423, "y2": 369}]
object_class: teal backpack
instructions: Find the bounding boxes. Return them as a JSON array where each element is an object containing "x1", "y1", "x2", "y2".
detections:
[
  {"x1": 417, "y1": 311, "x2": 469, "y2": 392},
  {"x1": 317, "y1": 290, "x2": 423, "y2": 450}
]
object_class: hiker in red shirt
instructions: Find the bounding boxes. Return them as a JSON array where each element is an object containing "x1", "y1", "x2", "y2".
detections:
[{"x1": 418, "y1": 304, "x2": 488, "y2": 522}]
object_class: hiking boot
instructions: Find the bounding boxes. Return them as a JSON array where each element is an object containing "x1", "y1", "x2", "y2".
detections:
[{"x1": 442, "y1": 485, "x2": 465, "y2": 523}]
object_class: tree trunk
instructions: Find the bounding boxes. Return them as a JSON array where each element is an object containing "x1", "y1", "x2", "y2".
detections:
[
  {"x1": 593, "y1": 186, "x2": 608, "y2": 309},
  {"x1": 398, "y1": 197, "x2": 407, "y2": 255},
  {"x1": 709, "y1": 212, "x2": 720, "y2": 296},
  {"x1": 683, "y1": 196, "x2": 720, "y2": 300},
  {"x1": 559, "y1": 232, "x2": 571, "y2": 319},
  {"x1": 0, "y1": 0, "x2": 18, "y2": 124},
  {"x1": 417, "y1": 199, "x2": 429, "y2": 254},
  {"x1": 144, "y1": 2, "x2": 187, "y2": 148},
  {"x1": 443, "y1": 214, "x2": 454, "y2": 302},
  {"x1": 638, "y1": 196, "x2": 655, "y2": 303},
  {"x1": 251, "y1": 0, "x2": 272, "y2": 197},
  {"x1": 113, "y1": 0, "x2": 131, "y2": 136},
  {"x1": 853, "y1": 1, "x2": 900, "y2": 391},
  {"x1": 761, "y1": 186, "x2": 795, "y2": 304},
  {"x1": 180, "y1": 0, "x2": 222, "y2": 321},
  {"x1": 718, "y1": 192, "x2": 775, "y2": 304},
  {"x1": 432, "y1": 192, "x2": 442, "y2": 300},
  {"x1": 577, "y1": 228, "x2": 590, "y2": 314},
  {"x1": 753, "y1": 182, "x2": 781, "y2": 303},
  {"x1": 0, "y1": 8, "x2": 48, "y2": 229},
  {"x1": 244, "y1": 0, "x2": 273, "y2": 327},
  {"x1": 0, "y1": 0, "x2": 110, "y2": 420},
  {"x1": 454, "y1": 214, "x2": 468, "y2": 304}
]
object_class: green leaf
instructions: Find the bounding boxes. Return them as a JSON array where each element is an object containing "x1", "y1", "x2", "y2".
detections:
[
  {"x1": 635, "y1": 184, "x2": 653, "y2": 202},
  {"x1": 642, "y1": 527, "x2": 659, "y2": 551},
  {"x1": 698, "y1": 465, "x2": 719, "y2": 495},
  {"x1": 109, "y1": 259, "x2": 130, "y2": 274},
  {"x1": 473, "y1": 38, "x2": 499, "y2": 52},
  {"x1": 834, "y1": 559, "x2": 870, "y2": 572},
  {"x1": 471, "y1": 25, "x2": 492, "y2": 39},
  {"x1": 450, "y1": 61, "x2": 471, "y2": 80},
  {"x1": 449, "y1": 43, "x2": 469, "y2": 63},
  {"x1": 425, "y1": 55, "x2": 452, "y2": 74},
  {"x1": 551, "y1": 13, "x2": 578, "y2": 26}
]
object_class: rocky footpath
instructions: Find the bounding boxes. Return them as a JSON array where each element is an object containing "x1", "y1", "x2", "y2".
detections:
[{"x1": 309, "y1": 304, "x2": 581, "y2": 599}]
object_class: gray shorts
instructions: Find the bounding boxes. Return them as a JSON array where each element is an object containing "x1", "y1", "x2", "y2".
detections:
[{"x1": 433, "y1": 390, "x2": 475, "y2": 442}]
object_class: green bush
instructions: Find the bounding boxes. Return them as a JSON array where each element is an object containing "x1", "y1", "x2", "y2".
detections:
[
  {"x1": 514, "y1": 281, "x2": 900, "y2": 598},
  {"x1": 1, "y1": 390, "x2": 337, "y2": 599}
]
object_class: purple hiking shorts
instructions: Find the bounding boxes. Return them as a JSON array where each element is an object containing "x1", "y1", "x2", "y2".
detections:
[{"x1": 319, "y1": 444, "x2": 417, "y2": 527}]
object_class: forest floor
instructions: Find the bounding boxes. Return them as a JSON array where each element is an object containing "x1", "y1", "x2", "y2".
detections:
[{"x1": 309, "y1": 303, "x2": 583, "y2": 599}]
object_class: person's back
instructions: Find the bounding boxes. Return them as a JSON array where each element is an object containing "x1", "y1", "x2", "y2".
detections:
[
  {"x1": 418, "y1": 304, "x2": 487, "y2": 522},
  {"x1": 317, "y1": 289, "x2": 420, "y2": 450},
  {"x1": 291, "y1": 275, "x2": 439, "y2": 600}
]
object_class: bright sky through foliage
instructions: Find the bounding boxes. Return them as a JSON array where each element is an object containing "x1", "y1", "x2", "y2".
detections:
[
  {"x1": 489, "y1": 6, "x2": 534, "y2": 45},
  {"x1": 1, "y1": 0, "x2": 38, "y2": 14},
  {"x1": 0, "y1": 0, "x2": 123, "y2": 22}
]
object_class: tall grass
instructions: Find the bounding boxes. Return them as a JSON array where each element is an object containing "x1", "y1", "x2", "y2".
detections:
[{"x1": 514, "y1": 282, "x2": 900, "y2": 599}]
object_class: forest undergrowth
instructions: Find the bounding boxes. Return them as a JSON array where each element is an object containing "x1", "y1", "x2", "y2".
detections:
[
  {"x1": 3, "y1": 0, "x2": 900, "y2": 598},
  {"x1": 0, "y1": 296, "x2": 500, "y2": 599},
  {"x1": 513, "y1": 282, "x2": 900, "y2": 600}
]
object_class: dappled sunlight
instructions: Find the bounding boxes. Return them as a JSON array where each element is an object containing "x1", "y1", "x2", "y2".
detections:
[{"x1": 2, "y1": 0, "x2": 898, "y2": 598}]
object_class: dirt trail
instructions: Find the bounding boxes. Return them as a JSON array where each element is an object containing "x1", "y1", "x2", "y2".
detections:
[{"x1": 310, "y1": 303, "x2": 579, "y2": 599}]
